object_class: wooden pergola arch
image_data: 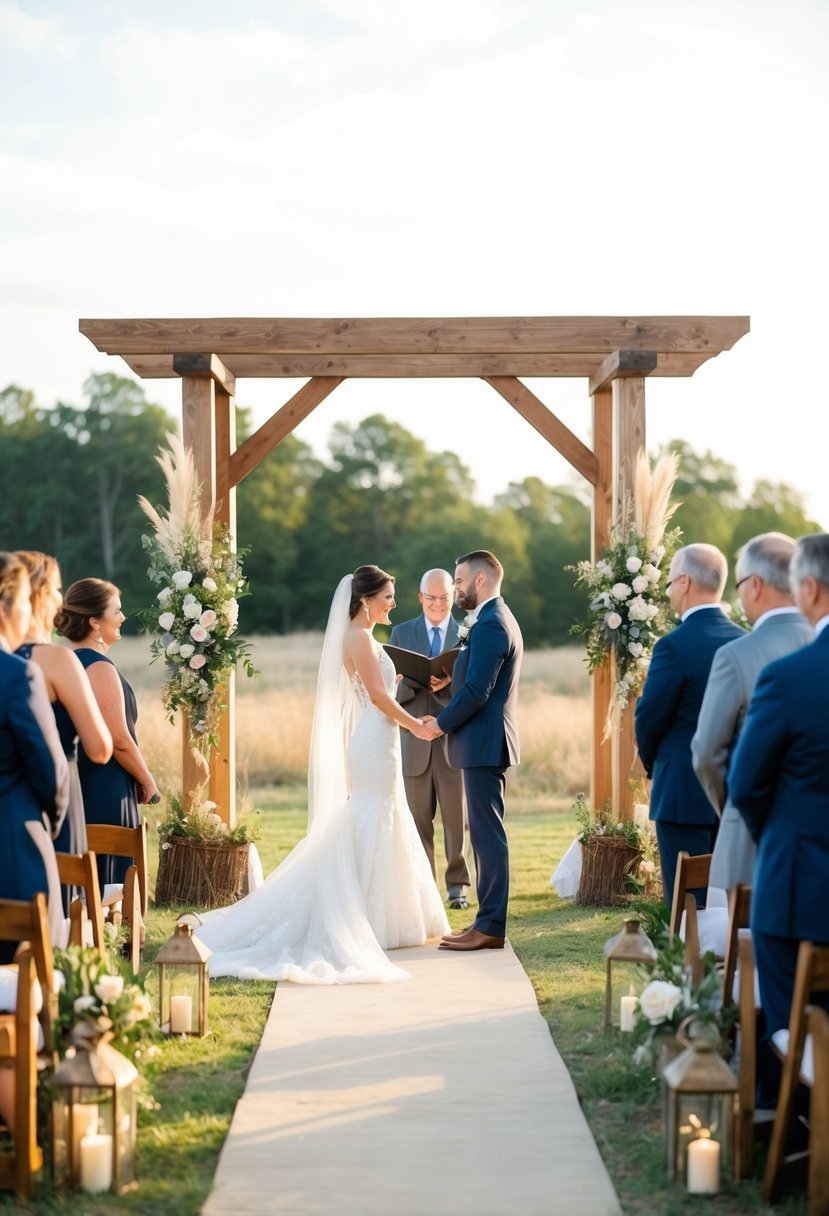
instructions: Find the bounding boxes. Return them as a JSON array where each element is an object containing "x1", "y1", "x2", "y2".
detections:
[{"x1": 80, "y1": 315, "x2": 750, "y2": 824}]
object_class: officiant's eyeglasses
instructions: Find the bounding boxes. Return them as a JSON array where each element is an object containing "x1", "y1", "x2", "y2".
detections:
[{"x1": 422, "y1": 594, "x2": 450, "y2": 603}]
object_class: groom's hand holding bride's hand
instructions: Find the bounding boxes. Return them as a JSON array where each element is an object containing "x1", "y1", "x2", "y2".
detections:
[{"x1": 420, "y1": 715, "x2": 443, "y2": 740}]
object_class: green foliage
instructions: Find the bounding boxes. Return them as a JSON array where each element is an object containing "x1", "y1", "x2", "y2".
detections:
[
  {"x1": 157, "y1": 791, "x2": 259, "y2": 846},
  {"x1": 572, "y1": 792, "x2": 645, "y2": 848},
  {"x1": 52, "y1": 944, "x2": 155, "y2": 1066}
]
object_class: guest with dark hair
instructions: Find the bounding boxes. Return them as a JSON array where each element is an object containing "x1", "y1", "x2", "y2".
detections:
[
  {"x1": 55, "y1": 578, "x2": 158, "y2": 889},
  {"x1": 0, "y1": 552, "x2": 69, "y2": 957}
]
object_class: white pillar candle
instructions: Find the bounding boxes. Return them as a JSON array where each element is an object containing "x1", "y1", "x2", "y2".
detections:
[
  {"x1": 72, "y1": 1103, "x2": 99, "y2": 1161},
  {"x1": 620, "y1": 986, "x2": 638, "y2": 1032},
  {"x1": 79, "y1": 1132, "x2": 113, "y2": 1193},
  {"x1": 170, "y1": 994, "x2": 192, "y2": 1034},
  {"x1": 687, "y1": 1136, "x2": 720, "y2": 1194}
]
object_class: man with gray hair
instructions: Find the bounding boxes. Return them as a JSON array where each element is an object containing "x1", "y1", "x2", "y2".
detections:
[
  {"x1": 692, "y1": 533, "x2": 813, "y2": 890},
  {"x1": 729, "y1": 533, "x2": 829, "y2": 1041},
  {"x1": 635, "y1": 543, "x2": 745, "y2": 908},
  {"x1": 389, "y1": 568, "x2": 471, "y2": 908}
]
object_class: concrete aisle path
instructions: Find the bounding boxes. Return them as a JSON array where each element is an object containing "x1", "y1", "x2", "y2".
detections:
[{"x1": 202, "y1": 940, "x2": 621, "y2": 1216}]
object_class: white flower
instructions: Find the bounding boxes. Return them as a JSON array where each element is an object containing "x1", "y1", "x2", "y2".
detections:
[
  {"x1": 638, "y1": 980, "x2": 683, "y2": 1025},
  {"x1": 595, "y1": 559, "x2": 613, "y2": 577},
  {"x1": 74, "y1": 994, "x2": 97, "y2": 1013},
  {"x1": 202, "y1": 577, "x2": 218, "y2": 593},
  {"x1": 199, "y1": 609, "x2": 217, "y2": 629},
  {"x1": 157, "y1": 587, "x2": 174, "y2": 605},
  {"x1": 628, "y1": 641, "x2": 644, "y2": 657},
  {"x1": 203, "y1": 800, "x2": 217, "y2": 811},
  {"x1": 183, "y1": 600, "x2": 202, "y2": 620},
  {"x1": 640, "y1": 859, "x2": 656, "y2": 876},
  {"x1": 172, "y1": 570, "x2": 193, "y2": 590},
  {"x1": 642, "y1": 563, "x2": 660, "y2": 583},
  {"x1": 158, "y1": 611, "x2": 176, "y2": 631},
  {"x1": 611, "y1": 583, "x2": 632, "y2": 601},
  {"x1": 189, "y1": 654, "x2": 207, "y2": 669},
  {"x1": 632, "y1": 575, "x2": 649, "y2": 594},
  {"x1": 190, "y1": 623, "x2": 209, "y2": 642},
  {"x1": 179, "y1": 643, "x2": 195, "y2": 659},
  {"x1": 626, "y1": 556, "x2": 643, "y2": 573},
  {"x1": 628, "y1": 595, "x2": 653, "y2": 622},
  {"x1": 94, "y1": 975, "x2": 124, "y2": 1005},
  {"x1": 124, "y1": 991, "x2": 153, "y2": 1027},
  {"x1": 223, "y1": 598, "x2": 239, "y2": 632},
  {"x1": 166, "y1": 640, "x2": 181, "y2": 656},
  {"x1": 606, "y1": 612, "x2": 623, "y2": 630},
  {"x1": 650, "y1": 545, "x2": 666, "y2": 563}
]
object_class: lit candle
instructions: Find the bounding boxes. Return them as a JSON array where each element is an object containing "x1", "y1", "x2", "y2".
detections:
[
  {"x1": 72, "y1": 1103, "x2": 98, "y2": 1162},
  {"x1": 687, "y1": 1136, "x2": 720, "y2": 1194},
  {"x1": 79, "y1": 1132, "x2": 113, "y2": 1193},
  {"x1": 170, "y1": 994, "x2": 192, "y2": 1034},
  {"x1": 620, "y1": 985, "x2": 638, "y2": 1032}
]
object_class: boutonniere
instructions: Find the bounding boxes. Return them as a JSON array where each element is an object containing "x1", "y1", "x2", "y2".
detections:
[{"x1": 456, "y1": 614, "x2": 477, "y2": 644}]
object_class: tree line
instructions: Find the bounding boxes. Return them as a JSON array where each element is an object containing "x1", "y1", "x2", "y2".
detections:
[{"x1": 0, "y1": 374, "x2": 822, "y2": 647}]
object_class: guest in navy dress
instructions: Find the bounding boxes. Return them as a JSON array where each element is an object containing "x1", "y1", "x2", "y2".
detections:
[
  {"x1": 55, "y1": 579, "x2": 158, "y2": 890},
  {"x1": 14, "y1": 553, "x2": 112, "y2": 881},
  {"x1": 0, "y1": 552, "x2": 69, "y2": 959}
]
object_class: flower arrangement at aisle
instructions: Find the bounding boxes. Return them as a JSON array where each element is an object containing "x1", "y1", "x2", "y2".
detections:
[
  {"x1": 138, "y1": 434, "x2": 256, "y2": 755},
  {"x1": 572, "y1": 793, "x2": 647, "y2": 906},
  {"x1": 569, "y1": 450, "x2": 682, "y2": 720},
  {"x1": 156, "y1": 790, "x2": 258, "y2": 848},
  {"x1": 52, "y1": 944, "x2": 155, "y2": 1068},
  {"x1": 629, "y1": 930, "x2": 735, "y2": 1070},
  {"x1": 153, "y1": 788, "x2": 259, "y2": 908}
]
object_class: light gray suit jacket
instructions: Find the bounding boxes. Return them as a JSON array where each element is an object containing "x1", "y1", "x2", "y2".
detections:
[{"x1": 691, "y1": 610, "x2": 814, "y2": 888}]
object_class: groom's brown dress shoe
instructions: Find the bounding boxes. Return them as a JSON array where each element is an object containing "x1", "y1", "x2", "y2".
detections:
[
  {"x1": 440, "y1": 925, "x2": 475, "y2": 942},
  {"x1": 439, "y1": 929, "x2": 505, "y2": 951}
]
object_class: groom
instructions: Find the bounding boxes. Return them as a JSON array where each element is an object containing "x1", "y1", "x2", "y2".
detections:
[{"x1": 423, "y1": 550, "x2": 523, "y2": 951}]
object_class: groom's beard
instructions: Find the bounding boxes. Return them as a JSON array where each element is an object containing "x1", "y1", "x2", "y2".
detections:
[{"x1": 455, "y1": 590, "x2": 477, "y2": 612}]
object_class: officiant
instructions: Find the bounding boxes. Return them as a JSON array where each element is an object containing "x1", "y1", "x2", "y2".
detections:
[{"x1": 390, "y1": 568, "x2": 471, "y2": 909}]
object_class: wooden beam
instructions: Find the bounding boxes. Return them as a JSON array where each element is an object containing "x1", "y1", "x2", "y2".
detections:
[
  {"x1": 172, "y1": 352, "x2": 236, "y2": 395},
  {"x1": 483, "y1": 376, "x2": 599, "y2": 485},
  {"x1": 590, "y1": 385, "x2": 613, "y2": 812},
  {"x1": 181, "y1": 376, "x2": 215, "y2": 518},
  {"x1": 79, "y1": 315, "x2": 751, "y2": 357},
  {"x1": 588, "y1": 350, "x2": 658, "y2": 397},
  {"x1": 229, "y1": 376, "x2": 344, "y2": 487}
]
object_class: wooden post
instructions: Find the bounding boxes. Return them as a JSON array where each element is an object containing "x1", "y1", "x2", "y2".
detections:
[
  {"x1": 611, "y1": 377, "x2": 646, "y2": 820},
  {"x1": 210, "y1": 384, "x2": 237, "y2": 827},
  {"x1": 590, "y1": 386, "x2": 613, "y2": 811}
]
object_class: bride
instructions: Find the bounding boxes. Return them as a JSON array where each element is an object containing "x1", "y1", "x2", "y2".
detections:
[{"x1": 196, "y1": 565, "x2": 449, "y2": 983}]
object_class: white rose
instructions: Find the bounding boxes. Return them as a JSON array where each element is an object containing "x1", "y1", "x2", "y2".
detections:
[
  {"x1": 642, "y1": 563, "x2": 660, "y2": 583},
  {"x1": 190, "y1": 623, "x2": 209, "y2": 642},
  {"x1": 626, "y1": 556, "x2": 643, "y2": 573},
  {"x1": 94, "y1": 975, "x2": 124, "y2": 1005},
  {"x1": 611, "y1": 583, "x2": 632, "y2": 601},
  {"x1": 166, "y1": 640, "x2": 180, "y2": 656},
  {"x1": 627, "y1": 595, "x2": 652, "y2": 622},
  {"x1": 638, "y1": 980, "x2": 683, "y2": 1026},
  {"x1": 179, "y1": 643, "x2": 195, "y2": 659},
  {"x1": 632, "y1": 575, "x2": 649, "y2": 594},
  {"x1": 74, "y1": 994, "x2": 97, "y2": 1013},
  {"x1": 157, "y1": 587, "x2": 174, "y2": 605},
  {"x1": 199, "y1": 609, "x2": 217, "y2": 629},
  {"x1": 628, "y1": 641, "x2": 644, "y2": 657},
  {"x1": 183, "y1": 600, "x2": 203, "y2": 620},
  {"x1": 650, "y1": 545, "x2": 666, "y2": 563},
  {"x1": 189, "y1": 654, "x2": 207, "y2": 669},
  {"x1": 595, "y1": 559, "x2": 613, "y2": 577},
  {"x1": 172, "y1": 570, "x2": 193, "y2": 590},
  {"x1": 202, "y1": 577, "x2": 218, "y2": 593},
  {"x1": 606, "y1": 612, "x2": 623, "y2": 630},
  {"x1": 158, "y1": 611, "x2": 176, "y2": 631}
]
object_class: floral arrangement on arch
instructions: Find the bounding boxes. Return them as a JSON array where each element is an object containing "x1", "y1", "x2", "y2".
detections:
[
  {"x1": 138, "y1": 434, "x2": 256, "y2": 752},
  {"x1": 569, "y1": 450, "x2": 682, "y2": 716}
]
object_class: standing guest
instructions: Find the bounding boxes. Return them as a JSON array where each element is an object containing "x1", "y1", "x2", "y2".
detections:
[
  {"x1": 692, "y1": 534, "x2": 813, "y2": 890},
  {"x1": 389, "y1": 568, "x2": 471, "y2": 909},
  {"x1": 425, "y1": 551, "x2": 523, "y2": 952},
  {"x1": 635, "y1": 543, "x2": 744, "y2": 909},
  {"x1": 55, "y1": 579, "x2": 158, "y2": 890},
  {"x1": 0, "y1": 552, "x2": 69, "y2": 958},
  {"x1": 729, "y1": 533, "x2": 829, "y2": 1041},
  {"x1": 15, "y1": 551, "x2": 112, "y2": 871}
]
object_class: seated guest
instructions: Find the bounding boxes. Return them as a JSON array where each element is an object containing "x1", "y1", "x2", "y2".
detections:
[
  {"x1": 729, "y1": 533, "x2": 829, "y2": 1041},
  {"x1": 0, "y1": 552, "x2": 69, "y2": 959}
]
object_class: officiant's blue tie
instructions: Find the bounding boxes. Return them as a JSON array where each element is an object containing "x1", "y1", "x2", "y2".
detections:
[{"x1": 430, "y1": 627, "x2": 442, "y2": 658}]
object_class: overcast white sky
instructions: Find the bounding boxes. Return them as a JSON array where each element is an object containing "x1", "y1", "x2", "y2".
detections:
[{"x1": 1, "y1": 0, "x2": 827, "y2": 526}]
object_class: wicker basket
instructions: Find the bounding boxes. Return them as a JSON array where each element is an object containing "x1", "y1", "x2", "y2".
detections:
[
  {"x1": 155, "y1": 836, "x2": 249, "y2": 909},
  {"x1": 576, "y1": 835, "x2": 642, "y2": 906}
]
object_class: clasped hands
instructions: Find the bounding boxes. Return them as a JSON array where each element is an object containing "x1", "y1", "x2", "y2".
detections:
[{"x1": 414, "y1": 715, "x2": 443, "y2": 741}]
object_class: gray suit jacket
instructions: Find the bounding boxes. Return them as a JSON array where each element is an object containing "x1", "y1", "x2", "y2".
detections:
[
  {"x1": 388, "y1": 614, "x2": 460, "y2": 777},
  {"x1": 691, "y1": 610, "x2": 814, "y2": 888}
]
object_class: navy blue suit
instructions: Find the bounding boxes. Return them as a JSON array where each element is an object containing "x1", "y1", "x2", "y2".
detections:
[
  {"x1": 635, "y1": 606, "x2": 744, "y2": 906},
  {"x1": 436, "y1": 597, "x2": 523, "y2": 937},
  {"x1": 728, "y1": 626, "x2": 829, "y2": 1036}
]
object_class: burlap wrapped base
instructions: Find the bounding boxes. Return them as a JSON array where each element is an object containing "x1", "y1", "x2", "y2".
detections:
[
  {"x1": 577, "y1": 836, "x2": 642, "y2": 906},
  {"x1": 155, "y1": 836, "x2": 249, "y2": 909}
]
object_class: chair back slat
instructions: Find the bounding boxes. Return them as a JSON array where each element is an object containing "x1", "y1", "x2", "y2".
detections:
[
  {"x1": 86, "y1": 821, "x2": 148, "y2": 916},
  {"x1": 55, "y1": 851, "x2": 105, "y2": 957},
  {"x1": 722, "y1": 884, "x2": 752, "y2": 1008},
  {"x1": 669, "y1": 851, "x2": 712, "y2": 938}
]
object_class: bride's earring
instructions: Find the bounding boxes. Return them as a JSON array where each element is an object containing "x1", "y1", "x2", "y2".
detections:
[{"x1": 363, "y1": 601, "x2": 370, "y2": 622}]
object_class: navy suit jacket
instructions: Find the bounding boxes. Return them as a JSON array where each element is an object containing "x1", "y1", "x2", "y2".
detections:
[
  {"x1": 635, "y1": 607, "x2": 744, "y2": 825},
  {"x1": 728, "y1": 627, "x2": 829, "y2": 940},
  {"x1": 0, "y1": 650, "x2": 68, "y2": 827},
  {"x1": 436, "y1": 597, "x2": 523, "y2": 770}
]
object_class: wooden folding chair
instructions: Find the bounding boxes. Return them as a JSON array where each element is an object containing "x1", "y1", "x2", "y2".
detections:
[
  {"x1": 669, "y1": 851, "x2": 713, "y2": 938},
  {"x1": 55, "y1": 850, "x2": 105, "y2": 957},
  {"x1": 0, "y1": 946, "x2": 41, "y2": 1198},
  {"x1": 85, "y1": 822, "x2": 148, "y2": 974},
  {"x1": 731, "y1": 935, "x2": 775, "y2": 1179},
  {"x1": 764, "y1": 941, "x2": 829, "y2": 1203},
  {"x1": 722, "y1": 884, "x2": 752, "y2": 1009},
  {"x1": 806, "y1": 1005, "x2": 829, "y2": 1216},
  {"x1": 0, "y1": 894, "x2": 56, "y2": 1061}
]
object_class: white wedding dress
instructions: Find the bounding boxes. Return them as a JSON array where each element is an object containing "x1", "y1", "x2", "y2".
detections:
[{"x1": 197, "y1": 639, "x2": 449, "y2": 984}]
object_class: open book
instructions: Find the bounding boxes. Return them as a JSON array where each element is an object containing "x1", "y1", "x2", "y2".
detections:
[{"x1": 383, "y1": 644, "x2": 461, "y2": 688}]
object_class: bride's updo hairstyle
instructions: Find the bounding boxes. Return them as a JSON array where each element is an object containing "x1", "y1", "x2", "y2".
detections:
[
  {"x1": 55, "y1": 578, "x2": 119, "y2": 642},
  {"x1": 349, "y1": 565, "x2": 394, "y2": 619}
]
